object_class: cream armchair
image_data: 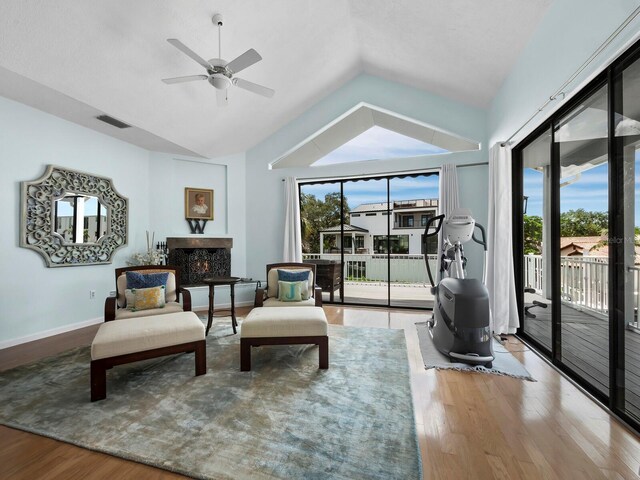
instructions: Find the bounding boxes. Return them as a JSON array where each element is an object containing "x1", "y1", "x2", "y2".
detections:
[
  {"x1": 254, "y1": 262, "x2": 322, "y2": 307},
  {"x1": 104, "y1": 265, "x2": 192, "y2": 321}
]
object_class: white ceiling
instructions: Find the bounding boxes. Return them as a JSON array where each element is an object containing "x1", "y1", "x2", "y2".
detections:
[{"x1": 0, "y1": 0, "x2": 552, "y2": 159}]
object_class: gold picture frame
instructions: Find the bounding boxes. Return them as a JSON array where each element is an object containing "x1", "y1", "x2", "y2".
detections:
[{"x1": 185, "y1": 187, "x2": 214, "y2": 220}]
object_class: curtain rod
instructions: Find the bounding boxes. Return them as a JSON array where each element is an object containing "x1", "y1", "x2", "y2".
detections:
[
  {"x1": 282, "y1": 162, "x2": 488, "y2": 182},
  {"x1": 500, "y1": 5, "x2": 640, "y2": 147}
]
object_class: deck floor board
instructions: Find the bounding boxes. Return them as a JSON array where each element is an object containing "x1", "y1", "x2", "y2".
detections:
[{"x1": 523, "y1": 302, "x2": 640, "y2": 420}]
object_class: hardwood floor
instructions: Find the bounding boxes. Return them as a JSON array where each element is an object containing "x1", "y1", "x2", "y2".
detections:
[{"x1": 1, "y1": 305, "x2": 640, "y2": 479}]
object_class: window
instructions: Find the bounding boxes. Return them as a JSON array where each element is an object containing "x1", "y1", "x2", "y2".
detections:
[
  {"x1": 421, "y1": 213, "x2": 434, "y2": 226},
  {"x1": 299, "y1": 171, "x2": 439, "y2": 308},
  {"x1": 421, "y1": 234, "x2": 438, "y2": 255},
  {"x1": 512, "y1": 37, "x2": 640, "y2": 434},
  {"x1": 374, "y1": 235, "x2": 409, "y2": 254}
]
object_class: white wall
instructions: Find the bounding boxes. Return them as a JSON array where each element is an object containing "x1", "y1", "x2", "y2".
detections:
[
  {"x1": 0, "y1": 97, "x2": 250, "y2": 347},
  {"x1": 489, "y1": 0, "x2": 640, "y2": 146},
  {"x1": 148, "y1": 151, "x2": 249, "y2": 310},
  {"x1": 0, "y1": 95, "x2": 151, "y2": 346},
  {"x1": 245, "y1": 74, "x2": 490, "y2": 282}
]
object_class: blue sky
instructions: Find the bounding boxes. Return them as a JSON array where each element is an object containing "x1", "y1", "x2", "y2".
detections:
[
  {"x1": 311, "y1": 126, "x2": 448, "y2": 167},
  {"x1": 524, "y1": 151, "x2": 640, "y2": 226},
  {"x1": 301, "y1": 175, "x2": 439, "y2": 210}
]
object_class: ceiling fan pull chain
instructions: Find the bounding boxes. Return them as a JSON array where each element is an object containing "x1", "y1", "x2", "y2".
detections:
[{"x1": 218, "y1": 23, "x2": 221, "y2": 59}]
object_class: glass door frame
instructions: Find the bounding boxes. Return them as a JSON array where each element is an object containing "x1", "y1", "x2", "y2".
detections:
[
  {"x1": 298, "y1": 170, "x2": 438, "y2": 310},
  {"x1": 512, "y1": 37, "x2": 640, "y2": 434}
]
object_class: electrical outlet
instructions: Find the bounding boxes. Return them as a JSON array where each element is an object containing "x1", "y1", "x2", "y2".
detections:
[{"x1": 89, "y1": 290, "x2": 96, "y2": 299}]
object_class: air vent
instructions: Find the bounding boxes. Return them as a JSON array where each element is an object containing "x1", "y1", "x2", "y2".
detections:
[{"x1": 96, "y1": 115, "x2": 131, "y2": 129}]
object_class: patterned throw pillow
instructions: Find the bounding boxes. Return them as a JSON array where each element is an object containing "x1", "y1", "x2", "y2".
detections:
[
  {"x1": 278, "y1": 280, "x2": 303, "y2": 302},
  {"x1": 125, "y1": 271, "x2": 169, "y2": 290},
  {"x1": 277, "y1": 269, "x2": 310, "y2": 282},
  {"x1": 128, "y1": 286, "x2": 166, "y2": 311},
  {"x1": 124, "y1": 289, "x2": 136, "y2": 310}
]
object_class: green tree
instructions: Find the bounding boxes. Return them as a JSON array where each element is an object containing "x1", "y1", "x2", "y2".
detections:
[
  {"x1": 523, "y1": 215, "x2": 543, "y2": 254},
  {"x1": 300, "y1": 192, "x2": 349, "y2": 253},
  {"x1": 559, "y1": 209, "x2": 608, "y2": 236}
]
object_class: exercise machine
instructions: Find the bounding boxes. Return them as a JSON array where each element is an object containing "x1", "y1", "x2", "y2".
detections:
[{"x1": 423, "y1": 208, "x2": 494, "y2": 367}]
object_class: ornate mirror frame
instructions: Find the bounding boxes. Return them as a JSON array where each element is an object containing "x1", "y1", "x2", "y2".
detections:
[{"x1": 20, "y1": 165, "x2": 128, "y2": 267}]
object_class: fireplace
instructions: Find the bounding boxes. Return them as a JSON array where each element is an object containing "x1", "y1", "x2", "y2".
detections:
[{"x1": 167, "y1": 237, "x2": 232, "y2": 286}]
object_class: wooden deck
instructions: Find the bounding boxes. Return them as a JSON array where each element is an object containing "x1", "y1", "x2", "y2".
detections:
[{"x1": 524, "y1": 302, "x2": 640, "y2": 420}]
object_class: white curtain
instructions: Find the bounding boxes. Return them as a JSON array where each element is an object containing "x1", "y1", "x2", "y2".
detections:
[
  {"x1": 487, "y1": 144, "x2": 519, "y2": 334},
  {"x1": 437, "y1": 164, "x2": 460, "y2": 280},
  {"x1": 283, "y1": 177, "x2": 302, "y2": 262},
  {"x1": 439, "y1": 164, "x2": 460, "y2": 216}
]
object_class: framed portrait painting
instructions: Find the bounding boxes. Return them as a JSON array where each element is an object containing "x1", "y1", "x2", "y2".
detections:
[{"x1": 185, "y1": 188, "x2": 214, "y2": 220}]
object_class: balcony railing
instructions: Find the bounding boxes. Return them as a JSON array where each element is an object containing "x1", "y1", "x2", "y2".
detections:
[
  {"x1": 524, "y1": 254, "x2": 616, "y2": 317},
  {"x1": 303, "y1": 253, "x2": 438, "y2": 283}
]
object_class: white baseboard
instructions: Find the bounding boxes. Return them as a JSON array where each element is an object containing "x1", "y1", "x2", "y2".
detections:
[{"x1": 0, "y1": 316, "x2": 104, "y2": 350}]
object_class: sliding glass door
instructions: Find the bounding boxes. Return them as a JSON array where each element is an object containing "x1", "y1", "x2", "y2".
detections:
[
  {"x1": 555, "y1": 83, "x2": 610, "y2": 396},
  {"x1": 521, "y1": 129, "x2": 552, "y2": 352},
  {"x1": 342, "y1": 177, "x2": 388, "y2": 306},
  {"x1": 299, "y1": 172, "x2": 438, "y2": 308},
  {"x1": 514, "y1": 38, "x2": 640, "y2": 432},
  {"x1": 617, "y1": 51, "x2": 640, "y2": 421}
]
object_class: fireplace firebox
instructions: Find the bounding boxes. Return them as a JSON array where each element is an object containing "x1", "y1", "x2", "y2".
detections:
[{"x1": 167, "y1": 237, "x2": 232, "y2": 286}]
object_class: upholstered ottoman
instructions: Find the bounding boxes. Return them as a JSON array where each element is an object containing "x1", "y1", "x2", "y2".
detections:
[
  {"x1": 90, "y1": 311, "x2": 206, "y2": 401},
  {"x1": 240, "y1": 306, "x2": 329, "y2": 371}
]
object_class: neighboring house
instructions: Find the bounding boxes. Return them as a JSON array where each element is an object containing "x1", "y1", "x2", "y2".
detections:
[
  {"x1": 319, "y1": 199, "x2": 438, "y2": 255},
  {"x1": 560, "y1": 236, "x2": 607, "y2": 257},
  {"x1": 560, "y1": 235, "x2": 640, "y2": 262}
]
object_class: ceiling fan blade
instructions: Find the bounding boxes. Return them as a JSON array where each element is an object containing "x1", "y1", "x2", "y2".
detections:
[
  {"x1": 225, "y1": 49, "x2": 262, "y2": 74},
  {"x1": 166, "y1": 39, "x2": 211, "y2": 70},
  {"x1": 216, "y1": 88, "x2": 228, "y2": 107},
  {"x1": 162, "y1": 75, "x2": 208, "y2": 84},
  {"x1": 233, "y1": 77, "x2": 275, "y2": 98}
]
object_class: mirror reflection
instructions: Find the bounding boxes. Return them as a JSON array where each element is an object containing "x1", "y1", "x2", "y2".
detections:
[{"x1": 54, "y1": 194, "x2": 108, "y2": 244}]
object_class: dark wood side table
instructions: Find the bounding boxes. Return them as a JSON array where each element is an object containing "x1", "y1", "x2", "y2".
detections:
[{"x1": 202, "y1": 276, "x2": 241, "y2": 335}]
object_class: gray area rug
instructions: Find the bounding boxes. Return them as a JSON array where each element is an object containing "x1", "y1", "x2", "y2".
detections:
[
  {"x1": 0, "y1": 319, "x2": 421, "y2": 480},
  {"x1": 416, "y1": 322, "x2": 535, "y2": 381}
]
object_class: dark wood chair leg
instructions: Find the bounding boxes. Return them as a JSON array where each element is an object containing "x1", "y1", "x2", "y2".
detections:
[
  {"x1": 240, "y1": 339, "x2": 251, "y2": 371},
  {"x1": 90, "y1": 360, "x2": 107, "y2": 402},
  {"x1": 195, "y1": 340, "x2": 206, "y2": 376},
  {"x1": 319, "y1": 336, "x2": 329, "y2": 369},
  {"x1": 230, "y1": 283, "x2": 237, "y2": 334}
]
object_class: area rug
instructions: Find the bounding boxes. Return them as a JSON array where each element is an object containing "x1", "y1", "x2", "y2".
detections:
[
  {"x1": 416, "y1": 321, "x2": 535, "y2": 381},
  {"x1": 0, "y1": 319, "x2": 421, "y2": 480}
]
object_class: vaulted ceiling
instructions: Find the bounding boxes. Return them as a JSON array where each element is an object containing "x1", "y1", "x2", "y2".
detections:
[{"x1": 0, "y1": 0, "x2": 552, "y2": 158}]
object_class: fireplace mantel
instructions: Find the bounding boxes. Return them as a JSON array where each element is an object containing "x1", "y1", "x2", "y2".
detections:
[{"x1": 167, "y1": 237, "x2": 233, "y2": 250}]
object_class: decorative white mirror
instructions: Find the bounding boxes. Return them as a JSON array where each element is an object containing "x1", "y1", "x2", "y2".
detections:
[{"x1": 21, "y1": 165, "x2": 128, "y2": 267}]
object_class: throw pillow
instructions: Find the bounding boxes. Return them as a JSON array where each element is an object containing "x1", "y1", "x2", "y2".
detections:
[
  {"x1": 278, "y1": 280, "x2": 303, "y2": 302},
  {"x1": 126, "y1": 271, "x2": 169, "y2": 290},
  {"x1": 299, "y1": 280, "x2": 310, "y2": 300},
  {"x1": 124, "y1": 288, "x2": 136, "y2": 310},
  {"x1": 277, "y1": 269, "x2": 310, "y2": 283},
  {"x1": 131, "y1": 285, "x2": 166, "y2": 311}
]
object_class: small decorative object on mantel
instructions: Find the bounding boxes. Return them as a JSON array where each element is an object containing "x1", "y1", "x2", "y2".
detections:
[
  {"x1": 127, "y1": 231, "x2": 166, "y2": 266},
  {"x1": 185, "y1": 187, "x2": 213, "y2": 234}
]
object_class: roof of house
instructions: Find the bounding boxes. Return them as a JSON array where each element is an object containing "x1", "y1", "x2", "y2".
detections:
[{"x1": 352, "y1": 199, "x2": 438, "y2": 213}]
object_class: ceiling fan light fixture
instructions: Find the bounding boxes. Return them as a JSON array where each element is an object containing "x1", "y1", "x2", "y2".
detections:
[{"x1": 208, "y1": 74, "x2": 232, "y2": 90}]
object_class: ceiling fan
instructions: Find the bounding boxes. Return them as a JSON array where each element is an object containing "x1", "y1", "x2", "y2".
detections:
[{"x1": 162, "y1": 13, "x2": 275, "y2": 106}]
